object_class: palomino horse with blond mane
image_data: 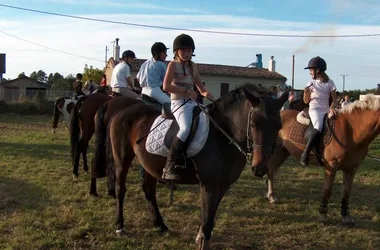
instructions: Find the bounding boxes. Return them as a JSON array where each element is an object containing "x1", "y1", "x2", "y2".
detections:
[{"x1": 265, "y1": 94, "x2": 380, "y2": 226}]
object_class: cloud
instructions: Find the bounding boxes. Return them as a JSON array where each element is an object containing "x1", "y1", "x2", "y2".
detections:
[{"x1": 0, "y1": 12, "x2": 380, "y2": 90}]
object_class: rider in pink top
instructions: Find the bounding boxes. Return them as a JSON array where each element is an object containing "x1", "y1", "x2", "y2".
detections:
[{"x1": 301, "y1": 56, "x2": 338, "y2": 166}]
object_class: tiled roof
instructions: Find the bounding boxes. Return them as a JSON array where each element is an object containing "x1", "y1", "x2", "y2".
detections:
[{"x1": 109, "y1": 58, "x2": 287, "y2": 81}]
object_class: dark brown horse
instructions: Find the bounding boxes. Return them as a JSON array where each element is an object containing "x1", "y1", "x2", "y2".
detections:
[
  {"x1": 265, "y1": 94, "x2": 380, "y2": 226},
  {"x1": 107, "y1": 84, "x2": 288, "y2": 249},
  {"x1": 89, "y1": 96, "x2": 144, "y2": 196},
  {"x1": 69, "y1": 93, "x2": 113, "y2": 177}
]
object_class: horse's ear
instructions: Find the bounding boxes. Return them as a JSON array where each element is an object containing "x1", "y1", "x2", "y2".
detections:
[
  {"x1": 275, "y1": 90, "x2": 289, "y2": 110},
  {"x1": 242, "y1": 88, "x2": 260, "y2": 107}
]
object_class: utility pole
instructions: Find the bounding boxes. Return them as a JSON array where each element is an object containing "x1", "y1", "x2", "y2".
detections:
[
  {"x1": 105, "y1": 46, "x2": 109, "y2": 67},
  {"x1": 341, "y1": 74, "x2": 348, "y2": 93}
]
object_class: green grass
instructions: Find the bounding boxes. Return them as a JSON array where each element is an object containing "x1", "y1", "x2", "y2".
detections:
[{"x1": 0, "y1": 114, "x2": 379, "y2": 250}]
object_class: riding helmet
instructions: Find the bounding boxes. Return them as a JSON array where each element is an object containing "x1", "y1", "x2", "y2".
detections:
[
  {"x1": 151, "y1": 42, "x2": 169, "y2": 59},
  {"x1": 304, "y1": 56, "x2": 327, "y2": 72},
  {"x1": 121, "y1": 50, "x2": 136, "y2": 59},
  {"x1": 173, "y1": 33, "x2": 195, "y2": 52}
]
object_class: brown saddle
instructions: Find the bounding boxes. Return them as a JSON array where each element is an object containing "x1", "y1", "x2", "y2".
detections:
[{"x1": 289, "y1": 108, "x2": 334, "y2": 147}]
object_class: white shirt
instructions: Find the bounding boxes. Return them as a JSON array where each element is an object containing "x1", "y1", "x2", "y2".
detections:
[
  {"x1": 306, "y1": 79, "x2": 336, "y2": 111},
  {"x1": 110, "y1": 61, "x2": 131, "y2": 88}
]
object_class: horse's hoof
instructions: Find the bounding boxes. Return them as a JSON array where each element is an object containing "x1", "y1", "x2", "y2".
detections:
[
  {"x1": 197, "y1": 239, "x2": 210, "y2": 250},
  {"x1": 108, "y1": 190, "x2": 116, "y2": 198},
  {"x1": 52, "y1": 129, "x2": 56, "y2": 134},
  {"x1": 116, "y1": 228, "x2": 126, "y2": 236},
  {"x1": 268, "y1": 195, "x2": 278, "y2": 204},
  {"x1": 72, "y1": 173, "x2": 79, "y2": 179},
  {"x1": 342, "y1": 216, "x2": 356, "y2": 227},
  {"x1": 318, "y1": 213, "x2": 328, "y2": 224},
  {"x1": 90, "y1": 191, "x2": 98, "y2": 197}
]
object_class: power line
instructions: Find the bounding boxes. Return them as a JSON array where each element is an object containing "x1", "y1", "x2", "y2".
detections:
[
  {"x1": 0, "y1": 30, "x2": 104, "y2": 62},
  {"x1": 1, "y1": 3, "x2": 380, "y2": 38}
]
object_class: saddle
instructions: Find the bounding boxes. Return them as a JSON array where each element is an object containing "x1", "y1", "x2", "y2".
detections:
[
  {"x1": 289, "y1": 108, "x2": 334, "y2": 148},
  {"x1": 141, "y1": 94, "x2": 174, "y2": 119}
]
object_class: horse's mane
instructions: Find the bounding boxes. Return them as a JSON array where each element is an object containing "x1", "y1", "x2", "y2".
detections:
[
  {"x1": 208, "y1": 83, "x2": 267, "y2": 113},
  {"x1": 340, "y1": 94, "x2": 380, "y2": 114}
]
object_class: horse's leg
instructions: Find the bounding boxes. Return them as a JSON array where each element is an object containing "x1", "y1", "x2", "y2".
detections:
[
  {"x1": 89, "y1": 177, "x2": 98, "y2": 197},
  {"x1": 82, "y1": 138, "x2": 90, "y2": 173},
  {"x1": 142, "y1": 171, "x2": 168, "y2": 232},
  {"x1": 341, "y1": 167, "x2": 358, "y2": 226},
  {"x1": 73, "y1": 137, "x2": 82, "y2": 177},
  {"x1": 318, "y1": 168, "x2": 337, "y2": 223},
  {"x1": 115, "y1": 159, "x2": 130, "y2": 236},
  {"x1": 196, "y1": 185, "x2": 228, "y2": 250},
  {"x1": 266, "y1": 146, "x2": 290, "y2": 204}
]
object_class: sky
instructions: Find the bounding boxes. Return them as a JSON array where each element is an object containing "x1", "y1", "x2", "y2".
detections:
[{"x1": 1, "y1": 0, "x2": 380, "y2": 91}]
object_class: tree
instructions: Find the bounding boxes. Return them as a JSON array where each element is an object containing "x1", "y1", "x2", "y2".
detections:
[
  {"x1": 82, "y1": 65, "x2": 104, "y2": 84},
  {"x1": 48, "y1": 72, "x2": 64, "y2": 86},
  {"x1": 51, "y1": 74, "x2": 75, "y2": 91},
  {"x1": 18, "y1": 72, "x2": 26, "y2": 78},
  {"x1": 30, "y1": 70, "x2": 47, "y2": 83}
]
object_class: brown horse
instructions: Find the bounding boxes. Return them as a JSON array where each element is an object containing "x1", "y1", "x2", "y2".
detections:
[
  {"x1": 69, "y1": 93, "x2": 113, "y2": 177},
  {"x1": 265, "y1": 94, "x2": 380, "y2": 226},
  {"x1": 90, "y1": 96, "x2": 144, "y2": 196},
  {"x1": 107, "y1": 84, "x2": 288, "y2": 249}
]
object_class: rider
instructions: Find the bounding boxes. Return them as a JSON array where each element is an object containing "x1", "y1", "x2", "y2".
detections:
[
  {"x1": 161, "y1": 33, "x2": 215, "y2": 181},
  {"x1": 110, "y1": 50, "x2": 140, "y2": 98},
  {"x1": 300, "y1": 56, "x2": 338, "y2": 166},
  {"x1": 136, "y1": 42, "x2": 171, "y2": 105},
  {"x1": 72, "y1": 73, "x2": 85, "y2": 98}
]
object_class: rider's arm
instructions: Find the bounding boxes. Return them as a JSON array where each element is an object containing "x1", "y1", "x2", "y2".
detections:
[
  {"x1": 330, "y1": 91, "x2": 338, "y2": 109},
  {"x1": 194, "y1": 75, "x2": 215, "y2": 101}
]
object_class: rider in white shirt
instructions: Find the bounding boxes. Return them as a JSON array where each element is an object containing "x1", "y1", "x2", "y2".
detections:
[{"x1": 110, "y1": 50, "x2": 139, "y2": 98}]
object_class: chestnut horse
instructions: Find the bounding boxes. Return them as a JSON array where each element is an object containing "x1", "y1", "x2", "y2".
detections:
[
  {"x1": 69, "y1": 93, "x2": 113, "y2": 177},
  {"x1": 107, "y1": 84, "x2": 288, "y2": 250},
  {"x1": 90, "y1": 96, "x2": 144, "y2": 196},
  {"x1": 265, "y1": 94, "x2": 380, "y2": 226}
]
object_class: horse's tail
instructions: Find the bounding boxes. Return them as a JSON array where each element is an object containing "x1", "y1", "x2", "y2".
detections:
[
  {"x1": 52, "y1": 97, "x2": 63, "y2": 131},
  {"x1": 105, "y1": 124, "x2": 116, "y2": 197},
  {"x1": 92, "y1": 102, "x2": 108, "y2": 178},
  {"x1": 69, "y1": 97, "x2": 85, "y2": 163}
]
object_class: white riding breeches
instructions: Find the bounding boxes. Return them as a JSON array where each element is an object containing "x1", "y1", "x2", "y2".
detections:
[
  {"x1": 309, "y1": 108, "x2": 327, "y2": 132},
  {"x1": 171, "y1": 99, "x2": 198, "y2": 142},
  {"x1": 142, "y1": 86, "x2": 170, "y2": 105}
]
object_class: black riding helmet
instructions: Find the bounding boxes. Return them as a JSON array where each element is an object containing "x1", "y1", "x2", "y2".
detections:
[
  {"x1": 304, "y1": 56, "x2": 327, "y2": 72},
  {"x1": 151, "y1": 42, "x2": 168, "y2": 60},
  {"x1": 173, "y1": 33, "x2": 195, "y2": 52},
  {"x1": 121, "y1": 50, "x2": 136, "y2": 60}
]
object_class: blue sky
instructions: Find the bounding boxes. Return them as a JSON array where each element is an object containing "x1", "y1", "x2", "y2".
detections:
[{"x1": 1, "y1": 0, "x2": 380, "y2": 91}]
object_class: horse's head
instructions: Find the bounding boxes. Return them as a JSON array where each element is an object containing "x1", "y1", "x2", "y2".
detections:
[{"x1": 242, "y1": 85, "x2": 288, "y2": 178}]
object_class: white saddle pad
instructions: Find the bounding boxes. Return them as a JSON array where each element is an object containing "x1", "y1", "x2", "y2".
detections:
[{"x1": 145, "y1": 112, "x2": 209, "y2": 157}]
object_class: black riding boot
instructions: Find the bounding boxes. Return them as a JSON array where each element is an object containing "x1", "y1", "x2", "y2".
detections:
[
  {"x1": 161, "y1": 137, "x2": 186, "y2": 181},
  {"x1": 300, "y1": 129, "x2": 321, "y2": 166}
]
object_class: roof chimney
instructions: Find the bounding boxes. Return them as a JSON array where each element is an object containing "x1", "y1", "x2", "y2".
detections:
[
  {"x1": 268, "y1": 56, "x2": 276, "y2": 72},
  {"x1": 113, "y1": 38, "x2": 120, "y2": 61}
]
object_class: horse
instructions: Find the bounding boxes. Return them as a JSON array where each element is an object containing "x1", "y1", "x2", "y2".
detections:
[
  {"x1": 52, "y1": 97, "x2": 76, "y2": 134},
  {"x1": 69, "y1": 92, "x2": 113, "y2": 177},
  {"x1": 90, "y1": 96, "x2": 144, "y2": 197},
  {"x1": 107, "y1": 84, "x2": 288, "y2": 249},
  {"x1": 265, "y1": 93, "x2": 380, "y2": 226}
]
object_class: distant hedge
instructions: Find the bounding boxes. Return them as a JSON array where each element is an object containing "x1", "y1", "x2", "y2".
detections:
[{"x1": 0, "y1": 97, "x2": 55, "y2": 116}]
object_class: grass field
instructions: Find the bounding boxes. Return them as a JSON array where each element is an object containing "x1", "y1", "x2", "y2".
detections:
[{"x1": 0, "y1": 114, "x2": 379, "y2": 250}]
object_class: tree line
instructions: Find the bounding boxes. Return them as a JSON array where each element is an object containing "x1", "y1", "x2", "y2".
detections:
[{"x1": 1, "y1": 65, "x2": 104, "y2": 91}]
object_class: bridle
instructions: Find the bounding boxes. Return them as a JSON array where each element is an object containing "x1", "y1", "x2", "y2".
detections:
[{"x1": 197, "y1": 105, "x2": 263, "y2": 163}]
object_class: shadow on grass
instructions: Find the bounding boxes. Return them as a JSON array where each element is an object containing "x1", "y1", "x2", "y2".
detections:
[
  {"x1": 0, "y1": 142, "x2": 70, "y2": 160},
  {"x1": 0, "y1": 176, "x2": 50, "y2": 214}
]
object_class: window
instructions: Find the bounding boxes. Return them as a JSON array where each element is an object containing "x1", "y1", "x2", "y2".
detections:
[{"x1": 220, "y1": 83, "x2": 229, "y2": 97}]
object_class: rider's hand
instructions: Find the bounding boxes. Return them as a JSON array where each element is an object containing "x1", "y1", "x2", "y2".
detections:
[{"x1": 188, "y1": 90, "x2": 198, "y2": 100}]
